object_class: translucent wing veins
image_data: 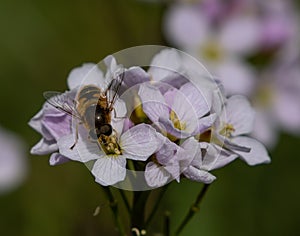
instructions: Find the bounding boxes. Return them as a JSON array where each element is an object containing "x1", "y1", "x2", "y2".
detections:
[{"x1": 43, "y1": 91, "x2": 81, "y2": 119}]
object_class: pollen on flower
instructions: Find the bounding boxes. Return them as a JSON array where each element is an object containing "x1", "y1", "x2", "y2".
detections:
[
  {"x1": 100, "y1": 135, "x2": 122, "y2": 155},
  {"x1": 170, "y1": 110, "x2": 186, "y2": 130},
  {"x1": 219, "y1": 124, "x2": 235, "y2": 138}
]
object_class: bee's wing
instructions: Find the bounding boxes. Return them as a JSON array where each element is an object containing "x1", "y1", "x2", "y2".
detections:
[
  {"x1": 107, "y1": 69, "x2": 125, "y2": 110},
  {"x1": 43, "y1": 91, "x2": 82, "y2": 120}
]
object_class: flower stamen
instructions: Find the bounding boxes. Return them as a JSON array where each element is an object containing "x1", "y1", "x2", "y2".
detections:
[{"x1": 219, "y1": 123, "x2": 235, "y2": 138}]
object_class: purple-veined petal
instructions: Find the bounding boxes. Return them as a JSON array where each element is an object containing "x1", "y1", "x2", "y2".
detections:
[
  {"x1": 193, "y1": 113, "x2": 216, "y2": 135},
  {"x1": 30, "y1": 138, "x2": 58, "y2": 155},
  {"x1": 49, "y1": 153, "x2": 70, "y2": 166},
  {"x1": 57, "y1": 132, "x2": 104, "y2": 162},
  {"x1": 200, "y1": 142, "x2": 238, "y2": 170},
  {"x1": 183, "y1": 166, "x2": 216, "y2": 184},
  {"x1": 120, "y1": 124, "x2": 160, "y2": 159},
  {"x1": 28, "y1": 109, "x2": 43, "y2": 133},
  {"x1": 138, "y1": 83, "x2": 169, "y2": 123},
  {"x1": 232, "y1": 136, "x2": 271, "y2": 166},
  {"x1": 221, "y1": 95, "x2": 255, "y2": 136},
  {"x1": 148, "y1": 49, "x2": 183, "y2": 81},
  {"x1": 156, "y1": 137, "x2": 180, "y2": 166},
  {"x1": 180, "y1": 82, "x2": 211, "y2": 118},
  {"x1": 178, "y1": 137, "x2": 202, "y2": 173},
  {"x1": 170, "y1": 89, "x2": 199, "y2": 133},
  {"x1": 42, "y1": 114, "x2": 72, "y2": 141},
  {"x1": 123, "y1": 67, "x2": 151, "y2": 87},
  {"x1": 145, "y1": 162, "x2": 171, "y2": 188},
  {"x1": 158, "y1": 117, "x2": 191, "y2": 139},
  {"x1": 67, "y1": 63, "x2": 105, "y2": 90},
  {"x1": 92, "y1": 156, "x2": 127, "y2": 186}
]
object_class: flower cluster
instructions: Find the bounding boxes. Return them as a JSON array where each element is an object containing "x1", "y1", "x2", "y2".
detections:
[
  {"x1": 29, "y1": 49, "x2": 270, "y2": 189},
  {"x1": 164, "y1": 0, "x2": 300, "y2": 147}
]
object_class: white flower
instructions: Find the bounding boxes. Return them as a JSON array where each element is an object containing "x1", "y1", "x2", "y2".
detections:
[
  {"x1": 58, "y1": 124, "x2": 161, "y2": 186},
  {"x1": 212, "y1": 95, "x2": 271, "y2": 165}
]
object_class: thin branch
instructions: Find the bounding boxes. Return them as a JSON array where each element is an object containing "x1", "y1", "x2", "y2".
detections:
[
  {"x1": 164, "y1": 211, "x2": 171, "y2": 236},
  {"x1": 118, "y1": 189, "x2": 132, "y2": 215},
  {"x1": 102, "y1": 187, "x2": 126, "y2": 236},
  {"x1": 175, "y1": 184, "x2": 210, "y2": 236},
  {"x1": 145, "y1": 185, "x2": 169, "y2": 227}
]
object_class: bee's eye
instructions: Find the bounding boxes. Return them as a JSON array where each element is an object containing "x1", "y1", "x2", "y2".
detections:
[{"x1": 99, "y1": 124, "x2": 112, "y2": 136}]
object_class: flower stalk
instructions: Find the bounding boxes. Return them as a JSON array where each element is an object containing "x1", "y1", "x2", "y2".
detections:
[{"x1": 175, "y1": 184, "x2": 210, "y2": 236}]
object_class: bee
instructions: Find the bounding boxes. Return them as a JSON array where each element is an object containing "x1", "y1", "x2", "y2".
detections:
[{"x1": 43, "y1": 71, "x2": 125, "y2": 149}]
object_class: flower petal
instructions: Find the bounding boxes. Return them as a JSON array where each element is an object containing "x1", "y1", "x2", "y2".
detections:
[
  {"x1": 123, "y1": 67, "x2": 151, "y2": 87},
  {"x1": 183, "y1": 166, "x2": 216, "y2": 184},
  {"x1": 232, "y1": 136, "x2": 271, "y2": 166},
  {"x1": 49, "y1": 153, "x2": 70, "y2": 166},
  {"x1": 92, "y1": 156, "x2": 127, "y2": 186},
  {"x1": 120, "y1": 124, "x2": 160, "y2": 159},
  {"x1": 42, "y1": 113, "x2": 72, "y2": 141},
  {"x1": 180, "y1": 82, "x2": 211, "y2": 118},
  {"x1": 57, "y1": 132, "x2": 103, "y2": 163},
  {"x1": 221, "y1": 95, "x2": 255, "y2": 136},
  {"x1": 148, "y1": 49, "x2": 183, "y2": 81},
  {"x1": 138, "y1": 83, "x2": 169, "y2": 123},
  {"x1": 158, "y1": 117, "x2": 191, "y2": 139},
  {"x1": 201, "y1": 142, "x2": 238, "y2": 170},
  {"x1": 30, "y1": 138, "x2": 58, "y2": 155},
  {"x1": 67, "y1": 63, "x2": 105, "y2": 90},
  {"x1": 145, "y1": 162, "x2": 171, "y2": 188}
]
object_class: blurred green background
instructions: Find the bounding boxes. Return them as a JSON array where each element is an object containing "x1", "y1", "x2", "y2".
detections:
[{"x1": 0, "y1": 0, "x2": 300, "y2": 235}]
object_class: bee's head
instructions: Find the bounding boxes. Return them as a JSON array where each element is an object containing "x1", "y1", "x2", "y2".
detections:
[{"x1": 97, "y1": 124, "x2": 112, "y2": 137}]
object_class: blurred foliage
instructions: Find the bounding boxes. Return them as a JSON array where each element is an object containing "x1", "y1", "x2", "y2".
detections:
[{"x1": 0, "y1": 0, "x2": 299, "y2": 235}]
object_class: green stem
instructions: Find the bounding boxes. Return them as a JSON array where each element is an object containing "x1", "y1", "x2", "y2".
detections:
[
  {"x1": 102, "y1": 187, "x2": 126, "y2": 236},
  {"x1": 145, "y1": 185, "x2": 169, "y2": 228},
  {"x1": 164, "y1": 211, "x2": 171, "y2": 236},
  {"x1": 118, "y1": 189, "x2": 131, "y2": 215},
  {"x1": 131, "y1": 191, "x2": 151, "y2": 233},
  {"x1": 175, "y1": 184, "x2": 210, "y2": 236}
]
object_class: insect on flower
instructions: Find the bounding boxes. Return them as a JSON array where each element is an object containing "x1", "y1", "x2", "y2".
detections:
[{"x1": 43, "y1": 69, "x2": 125, "y2": 150}]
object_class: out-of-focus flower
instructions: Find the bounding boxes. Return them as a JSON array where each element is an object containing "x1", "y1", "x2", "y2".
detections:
[
  {"x1": 0, "y1": 127, "x2": 27, "y2": 194},
  {"x1": 164, "y1": 1, "x2": 259, "y2": 96},
  {"x1": 163, "y1": 0, "x2": 300, "y2": 149},
  {"x1": 252, "y1": 55, "x2": 300, "y2": 147}
]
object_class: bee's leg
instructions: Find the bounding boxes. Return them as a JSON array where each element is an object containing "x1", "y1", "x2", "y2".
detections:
[{"x1": 70, "y1": 122, "x2": 79, "y2": 150}]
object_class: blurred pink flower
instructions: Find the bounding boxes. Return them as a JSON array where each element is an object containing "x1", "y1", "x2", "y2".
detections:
[
  {"x1": 252, "y1": 54, "x2": 300, "y2": 147},
  {"x1": 163, "y1": 0, "x2": 299, "y2": 97},
  {"x1": 0, "y1": 127, "x2": 27, "y2": 194}
]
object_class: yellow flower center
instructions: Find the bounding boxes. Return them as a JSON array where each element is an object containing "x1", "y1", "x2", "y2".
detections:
[
  {"x1": 170, "y1": 110, "x2": 186, "y2": 131},
  {"x1": 253, "y1": 83, "x2": 274, "y2": 108},
  {"x1": 219, "y1": 123, "x2": 235, "y2": 138},
  {"x1": 200, "y1": 41, "x2": 224, "y2": 62}
]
